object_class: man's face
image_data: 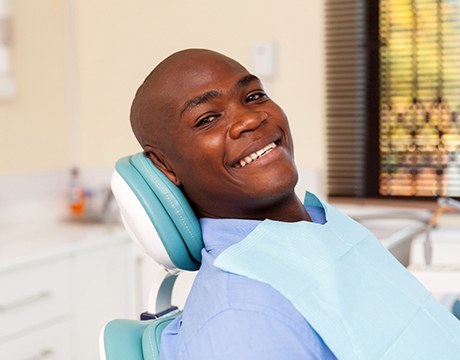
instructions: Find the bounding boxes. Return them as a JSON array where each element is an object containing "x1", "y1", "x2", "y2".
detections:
[{"x1": 148, "y1": 53, "x2": 298, "y2": 219}]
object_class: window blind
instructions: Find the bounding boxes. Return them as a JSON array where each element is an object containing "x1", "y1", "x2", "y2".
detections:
[
  {"x1": 379, "y1": 0, "x2": 460, "y2": 197},
  {"x1": 325, "y1": 0, "x2": 368, "y2": 197},
  {"x1": 326, "y1": 0, "x2": 460, "y2": 198}
]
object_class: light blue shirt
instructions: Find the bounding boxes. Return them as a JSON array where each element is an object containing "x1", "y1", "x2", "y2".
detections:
[{"x1": 159, "y1": 206, "x2": 336, "y2": 360}]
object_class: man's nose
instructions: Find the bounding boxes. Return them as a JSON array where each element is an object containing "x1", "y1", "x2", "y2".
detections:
[{"x1": 228, "y1": 108, "x2": 267, "y2": 139}]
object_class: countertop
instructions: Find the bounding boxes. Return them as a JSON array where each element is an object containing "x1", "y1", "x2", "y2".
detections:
[{"x1": 0, "y1": 197, "x2": 128, "y2": 272}]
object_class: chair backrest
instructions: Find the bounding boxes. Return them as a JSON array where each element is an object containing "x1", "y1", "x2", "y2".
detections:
[
  {"x1": 101, "y1": 153, "x2": 203, "y2": 360},
  {"x1": 111, "y1": 152, "x2": 203, "y2": 271}
]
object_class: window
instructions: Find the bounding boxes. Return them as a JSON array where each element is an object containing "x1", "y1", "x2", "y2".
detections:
[{"x1": 326, "y1": 0, "x2": 460, "y2": 199}]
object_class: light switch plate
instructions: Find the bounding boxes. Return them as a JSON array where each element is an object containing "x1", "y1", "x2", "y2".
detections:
[{"x1": 251, "y1": 42, "x2": 276, "y2": 79}]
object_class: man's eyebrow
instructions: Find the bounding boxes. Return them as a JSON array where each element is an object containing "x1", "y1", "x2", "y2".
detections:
[
  {"x1": 237, "y1": 74, "x2": 260, "y2": 88},
  {"x1": 180, "y1": 74, "x2": 261, "y2": 116},
  {"x1": 181, "y1": 90, "x2": 221, "y2": 115}
]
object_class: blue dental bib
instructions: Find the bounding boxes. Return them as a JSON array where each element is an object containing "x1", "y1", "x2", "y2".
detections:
[{"x1": 214, "y1": 194, "x2": 460, "y2": 360}]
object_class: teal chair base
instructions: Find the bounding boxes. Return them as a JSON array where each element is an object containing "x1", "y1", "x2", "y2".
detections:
[
  {"x1": 100, "y1": 269, "x2": 182, "y2": 360},
  {"x1": 100, "y1": 310, "x2": 180, "y2": 360}
]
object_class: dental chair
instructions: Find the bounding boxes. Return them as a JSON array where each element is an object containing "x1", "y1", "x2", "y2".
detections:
[{"x1": 99, "y1": 153, "x2": 203, "y2": 360}]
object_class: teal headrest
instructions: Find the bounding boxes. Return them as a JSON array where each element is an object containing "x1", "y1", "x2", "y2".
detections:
[{"x1": 112, "y1": 153, "x2": 202, "y2": 271}]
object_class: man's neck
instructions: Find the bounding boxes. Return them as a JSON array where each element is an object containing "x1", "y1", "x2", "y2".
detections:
[
  {"x1": 258, "y1": 195, "x2": 312, "y2": 222},
  {"x1": 195, "y1": 192, "x2": 312, "y2": 222},
  {"x1": 228, "y1": 194, "x2": 312, "y2": 223}
]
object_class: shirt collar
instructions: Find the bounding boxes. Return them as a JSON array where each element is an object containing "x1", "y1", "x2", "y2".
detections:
[
  {"x1": 199, "y1": 202, "x2": 326, "y2": 259},
  {"x1": 199, "y1": 218, "x2": 261, "y2": 258}
]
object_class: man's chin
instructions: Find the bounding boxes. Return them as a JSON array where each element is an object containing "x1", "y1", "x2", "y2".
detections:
[{"x1": 247, "y1": 175, "x2": 298, "y2": 203}]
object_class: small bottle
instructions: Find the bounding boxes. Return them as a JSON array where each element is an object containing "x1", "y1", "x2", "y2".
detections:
[{"x1": 68, "y1": 167, "x2": 85, "y2": 216}]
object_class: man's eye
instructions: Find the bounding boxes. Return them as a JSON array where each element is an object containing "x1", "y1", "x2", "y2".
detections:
[
  {"x1": 195, "y1": 114, "x2": 219, "y2": 127},
  {"x1": 245, "y1": 92, "x2": 267, "y2": 103}
]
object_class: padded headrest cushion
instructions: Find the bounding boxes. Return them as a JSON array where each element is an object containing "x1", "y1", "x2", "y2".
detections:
[{"x1": 112, "y1": 153, "x2": 202, "y2": 271}]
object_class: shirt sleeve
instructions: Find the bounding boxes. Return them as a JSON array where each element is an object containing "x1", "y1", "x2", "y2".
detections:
[{"x1": 178, "y1": 308, "x2": 332, "y2": 360}]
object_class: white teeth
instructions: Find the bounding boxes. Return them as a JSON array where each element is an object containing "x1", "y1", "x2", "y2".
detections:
[
  {"x1": 235, "y1": 142, "x2": 277, "y2": 168},
  {"x1": 256, "y1": 149, "x2": 265, "y2": 156}
]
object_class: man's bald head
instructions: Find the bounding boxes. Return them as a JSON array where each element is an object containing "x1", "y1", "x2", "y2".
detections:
[
  {"x1": 127, "y1": 48, "x2": 307, "y2": 221},
  {"x1": 130, "y1": 49, "x2": 247, "y2": 150}
]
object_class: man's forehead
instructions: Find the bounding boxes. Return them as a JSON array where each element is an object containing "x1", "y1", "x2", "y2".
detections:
[
  {"x1": 153, "y1": 55, "x2": 249, "y2": 107},
  {"x1": 157, "y1": 50, "x2": 243, "y2": 85}
]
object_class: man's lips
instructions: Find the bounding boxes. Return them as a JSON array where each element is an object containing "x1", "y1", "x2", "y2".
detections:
[{"x1": 233, "y1": 141, "x2": 278, "y2": 168}]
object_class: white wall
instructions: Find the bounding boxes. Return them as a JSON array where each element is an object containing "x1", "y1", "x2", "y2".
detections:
[
  {"x1": 0, "y1": 0, "x2": 68, "y2": 173},
  {"x1": 0, "y1": 0, "x2": 325, "y2": 184}
]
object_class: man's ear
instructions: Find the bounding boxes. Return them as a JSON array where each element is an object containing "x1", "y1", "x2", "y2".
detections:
[{"x1": 143, "y1": 146, "x2": 182, "y2": 186}]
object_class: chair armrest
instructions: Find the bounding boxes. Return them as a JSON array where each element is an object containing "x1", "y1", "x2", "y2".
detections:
[
  {"x1": 100, "y1": 319, "x2": 151, "y2": 360},
  {"x1": 142, "y1": 313, "x2": 180, "y2": 360}
]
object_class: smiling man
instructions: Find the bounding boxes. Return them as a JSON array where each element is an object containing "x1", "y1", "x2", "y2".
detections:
[
  {"x1": 128, "y1": 49, "x2": 460, "y2": 360},
  {"x1": 132, "y1": 48, "x2": 311, "y2": 223},
  {"x1": 130, "y1": 49, "x2": 335, "y2": 359}
]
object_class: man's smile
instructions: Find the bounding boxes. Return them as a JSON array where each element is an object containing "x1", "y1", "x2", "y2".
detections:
[{"x1": 234, "y1": 141, "x2": 279, "y2": 168}]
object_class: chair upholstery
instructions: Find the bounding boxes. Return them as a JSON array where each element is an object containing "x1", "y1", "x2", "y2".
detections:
[
  {"x1": 101, "y1": 153, "x2": 201, "y2": 359},
  {"x1": 101, "y1": 312, "x2": 180, "y2": 360}
]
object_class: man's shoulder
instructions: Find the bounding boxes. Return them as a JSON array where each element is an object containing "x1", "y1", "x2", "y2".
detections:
[
  {"x1": 180, "y1": 254, "x2": 308, "y2": 336},
  {"x1": 159, "y1": 255, "x2": 333, "y2": 360}
]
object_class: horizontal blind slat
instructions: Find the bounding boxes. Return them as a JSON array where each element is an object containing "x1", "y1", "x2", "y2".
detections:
[{"x1": 326, "y1": 0, "x2": 367, "y2": 197}]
